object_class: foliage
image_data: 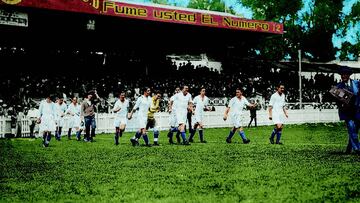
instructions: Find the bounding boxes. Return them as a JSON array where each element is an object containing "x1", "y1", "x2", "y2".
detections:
[
  {"x1": 151, "y1": 0, "x2": 169, "y2": 5},
  {"x1": 338, "y1": 1, "x2": 360, "y2": 60},
  {"x1": 187, "y1": 0, "x2": 236, "y2": 14},
  {"x1": 240, "y1": 0, "x2": 302, "y2": 21},
  {"x1": 301, "y1": 0, "x2": 343, "y2": 62},
  {"x1": 1, "y1": 124, "x2": 360, "y2": 202},
  {"x1": 238, "y1": 0, "x2": 360, "y2": 62}
]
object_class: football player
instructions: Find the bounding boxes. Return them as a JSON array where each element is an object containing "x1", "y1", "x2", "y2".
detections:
[
  {"x1": 223, "y1": 88, "x2": 254, "y2": 144},
  {"x1": 268, "y1": 84, "x2": 288, "y2": 145},
  {"x1": 189, "y1": 87, "x2": 211, "y2": 143}
]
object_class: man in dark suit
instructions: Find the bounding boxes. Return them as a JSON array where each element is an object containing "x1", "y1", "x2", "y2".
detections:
[{"x1": 335, "y1": 66, "x2": 360, "y2": 154}]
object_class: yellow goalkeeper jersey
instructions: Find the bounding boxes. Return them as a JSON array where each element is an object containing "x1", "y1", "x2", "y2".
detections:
[{"x1": 148, "y1": 96, "x2": 160, "y2": 119}]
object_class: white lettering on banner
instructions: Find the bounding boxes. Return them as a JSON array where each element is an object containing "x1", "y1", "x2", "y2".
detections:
[{"x1": 0, "y1": 9, "x2": 28, "y2": 27}]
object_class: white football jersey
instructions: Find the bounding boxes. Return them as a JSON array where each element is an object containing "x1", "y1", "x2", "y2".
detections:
[
  {"x1": 133, "y1": 95, "x2": 151, "y2": 116},
  {"x1": 228, "y1": 96, "x2": 249, "y2": 115},
  {"x1": 55, "y1": 102, "x2": 67, "y2": 116},
  {"x1": 113, "y1": 99, "x2": 129, "y2": 118},
  {"x1": 170, "y1": 94, "x2": 178, "y2": 111},
  {"x1": 173, "y1": 92, "x2": 192, "y2": 111},
  {"x1": 39, "y1": 100, "x2": 56, "y2": 118},
  {"x1": 193, "y1": 95, "x2": 209, "y2": 115},
  {"x1": 269, "y1": 92, "x2": 286, "y2": 112},
  {"x1": 66, "y1": 103, "x2": 81, "y2": 116}
]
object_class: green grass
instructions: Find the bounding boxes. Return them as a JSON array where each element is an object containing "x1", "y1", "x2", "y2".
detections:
[{"x1": 1, "y1": 123, "x2": 360, "y2": 203}]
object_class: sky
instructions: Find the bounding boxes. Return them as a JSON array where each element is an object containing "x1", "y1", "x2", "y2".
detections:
[{"x1": 126, "y1": 0, "x2": 359, "y2": 59}]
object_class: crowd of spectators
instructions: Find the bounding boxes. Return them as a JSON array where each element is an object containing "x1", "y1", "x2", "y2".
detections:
[{"x1": 0, "y1": 48, "x2": 340, "y2": 117}]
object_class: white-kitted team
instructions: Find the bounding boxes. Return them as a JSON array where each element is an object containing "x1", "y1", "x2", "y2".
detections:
[{"x1": 35, "y1": 86, "x2": 288, "y2": 148}]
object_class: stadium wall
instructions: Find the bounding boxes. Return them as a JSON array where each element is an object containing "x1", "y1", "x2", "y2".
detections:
[{"x1": 0, "y1": 109, "x2": 339, "y2": 138}]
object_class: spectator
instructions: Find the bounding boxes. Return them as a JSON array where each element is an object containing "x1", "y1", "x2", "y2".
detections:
[{"x1": 247, "y1": 100, "x2": 259, "y2": 128}]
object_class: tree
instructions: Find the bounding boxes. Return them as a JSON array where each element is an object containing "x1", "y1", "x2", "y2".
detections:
[
  {"x1": 187, "y1": 0, "x2": 236, "y2": 14},
  {"x1": 240, "y1": 0, "x2": 347, "y2": 62},
  {"x1": 301, "y1": 0, "x2": 343, "y2": 62},
  {"x1": 240, "y1": 0, "x2": 303, "y2": 61},
  {"x1": 240, "y1": 0, "x2": 302, "y2": 21},
  {"x1": 338, "y1": 1, "x2": 360, "y2": 60},
  {"x1": 151, "y1": 0, "x2": 169, "y2": 5}
]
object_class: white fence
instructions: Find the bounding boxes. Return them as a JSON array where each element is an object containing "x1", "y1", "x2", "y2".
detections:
[{"x1": 0, "y1": 108, "x2": 340, "y2": 138}]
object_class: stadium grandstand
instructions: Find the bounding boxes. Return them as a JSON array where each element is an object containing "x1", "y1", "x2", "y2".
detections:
[{"x1": 0, "y1": 0, "x2": 355, "y2": 136}]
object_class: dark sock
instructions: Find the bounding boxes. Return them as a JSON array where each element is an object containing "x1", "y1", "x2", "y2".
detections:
[
  {"x1": 43, "y1": 132, "x2": 47, "y2": 143},
  {"x1": 189, "y1": 128, "x2": 196, "y2": 140},
  {"x1": 167, "y1": 128, "x2": 174, "y2": 143},
  {"x1": 58, "y1": 127, "x2": 62, "y2": 137},
  {"x1": 181, "y1": 131, "x2": 187, "y2": 141},
  {"x1": 227, "y1": 130, "x2": 235, "y2": 140},
  {"x1": 176, "y1": 131, "x2": 181, "y2": 143},
  {"x1": 46, "y1": 132, "x2": 51, "y2": 142},
  {"x1": 115, "y1": 128, "x2": 120, "y2": 144},
  {"x1": 167, "y1": 130, "x2": 173, "y2": 137},
  {"x1": 239, "y1": 131, "x2": 247, "y2": 141},
  {"x1": 276, "y1": 131, "x2": 282, "y2": 143},
  {"x1": 270, "y1": 128, "x2": 277, "y2": 140},
  {"x1": 199, "y1": 129, "x2": 204, "y2": 141},
  {"x1": 143, "y1": 134, "x2": 149, "y2": 145},
  {"x1": 135, "y1": 131, "x2": 141, "y2": 139},
  {"x1": 154, "y1": 131, "x2": 159, "y2": 143},
  {"x1": 115, "y1": 128, "x2": 120, "y2": 137}
]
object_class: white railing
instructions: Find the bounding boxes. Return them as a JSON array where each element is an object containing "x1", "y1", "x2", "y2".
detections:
[{"x1": 0, "y1": 108, "x2": 340, "y2": 138}]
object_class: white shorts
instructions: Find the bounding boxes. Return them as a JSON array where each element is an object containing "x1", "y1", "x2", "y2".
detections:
[
  {"x1": 193, "y1": 113, "x2": 203, "y2": 125},
  {"x1": 68, "y1": 115, "x2": 81, "y2": 129},
  {"x1": 176, "y1": 110, "x2": 187, "y2": 126},
  {"x1": 272, "y1": 111, "x2": 285, "y2": 124},
  {"x1": 230, "y1": 114, "x2": 244, "y2": 128},
  {"x1": 169, "y1": 112, "x2": 177, "y2": 127},
  {"x1": 137, "y1": 113, "x2": 147, "y2": 129},
  {"x1": 55, "y1": 117, "x2": 65, "y2": 127},
  {"x1": 39, "y1": 115, "x2": 56, "y2": 133},
  {"x1": 114, "y1": 116, "x2": 127, "y2": 127}
]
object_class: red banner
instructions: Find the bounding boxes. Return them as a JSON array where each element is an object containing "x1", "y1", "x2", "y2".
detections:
[{"x1": 0, "y1": 0, "x2": 283, "y2": 34}]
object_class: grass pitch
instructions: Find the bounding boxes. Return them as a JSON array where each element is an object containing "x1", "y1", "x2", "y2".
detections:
[{"x1": 1, "y1": 123, "x2": 360, "y2": 202}]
